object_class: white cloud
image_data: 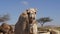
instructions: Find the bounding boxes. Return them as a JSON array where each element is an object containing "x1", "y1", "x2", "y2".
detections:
[{"x1": 21, "y1": 1, "x2": 28, "y2": 5}]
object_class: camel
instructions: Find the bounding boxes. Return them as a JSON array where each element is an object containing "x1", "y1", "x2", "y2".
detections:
[
  {"x1": 15, "y1": 8, "x2": 38, "y2": 34},
  {"x1": 0, "y1": 23, "x2": 14, "y2": 34}
]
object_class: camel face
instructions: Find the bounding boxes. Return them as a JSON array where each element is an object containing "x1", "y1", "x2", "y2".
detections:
[{"x1": 27, "y1": 8, "x2": 37, "y2": 21}]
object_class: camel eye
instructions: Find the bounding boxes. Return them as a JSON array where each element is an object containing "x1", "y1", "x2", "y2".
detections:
[{"x1": 35, "y1": 12, "x2": 36, "y2": 14}]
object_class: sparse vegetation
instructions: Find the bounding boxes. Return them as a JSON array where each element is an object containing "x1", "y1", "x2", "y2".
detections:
[
  {"x1": 37, "y1": 17, "x2": 52, "y2": 27},
  {"x1": 0, "y1": 14, "x2": 10, "y2": 22}
]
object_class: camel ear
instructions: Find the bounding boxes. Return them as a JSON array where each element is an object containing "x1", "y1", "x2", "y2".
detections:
[
  {"x1": 26, "y1": 9, "x2": 29, "y2": 14},
  {"x1": 26, "y1": 9, "x2": 28, "y2": 11},
  {"x1": 34, "y1": 8, "x2": 38, "y2": 12}
]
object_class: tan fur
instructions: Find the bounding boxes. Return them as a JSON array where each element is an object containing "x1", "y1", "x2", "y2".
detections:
[
  {"x1": 0, "y1": 23, "x2": 14, "y2": 34},
  {"x1": 15, "y1": 8, "x2": 38, "y2": 34},
  {"x1": 15, "y1": 11, "x2": 29, "y2": 34}
]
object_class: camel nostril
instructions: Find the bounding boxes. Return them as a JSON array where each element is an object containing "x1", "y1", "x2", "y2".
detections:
[
  {"x1": 30, "y1": 17, "x2": 35, "y2": 20},
  {"x1": 33, "y1": 18, "x2": 35, "y2": 20}
]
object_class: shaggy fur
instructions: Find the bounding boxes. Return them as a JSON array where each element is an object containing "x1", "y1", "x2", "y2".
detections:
[
  {"x1": 15, "y1": 11, "x2": 29, "y2": 34},
  {"x1": 15, "y1": 8, "x2": 38, "y2": 34}
]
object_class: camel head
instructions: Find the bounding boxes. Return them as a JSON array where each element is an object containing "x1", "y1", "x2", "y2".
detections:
[{"x1": 26, "y1": 8, "x2": 37, "y2": 21}]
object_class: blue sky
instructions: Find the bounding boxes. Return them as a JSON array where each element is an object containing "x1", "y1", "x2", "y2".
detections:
[{"x1": 0, "y1": 0, "x2": 60, "y2": 26}]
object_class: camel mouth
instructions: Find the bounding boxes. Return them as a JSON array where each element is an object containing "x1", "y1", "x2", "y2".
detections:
[{"x1": 27, "y1": 12, "x2": 36, "y2": 20}]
